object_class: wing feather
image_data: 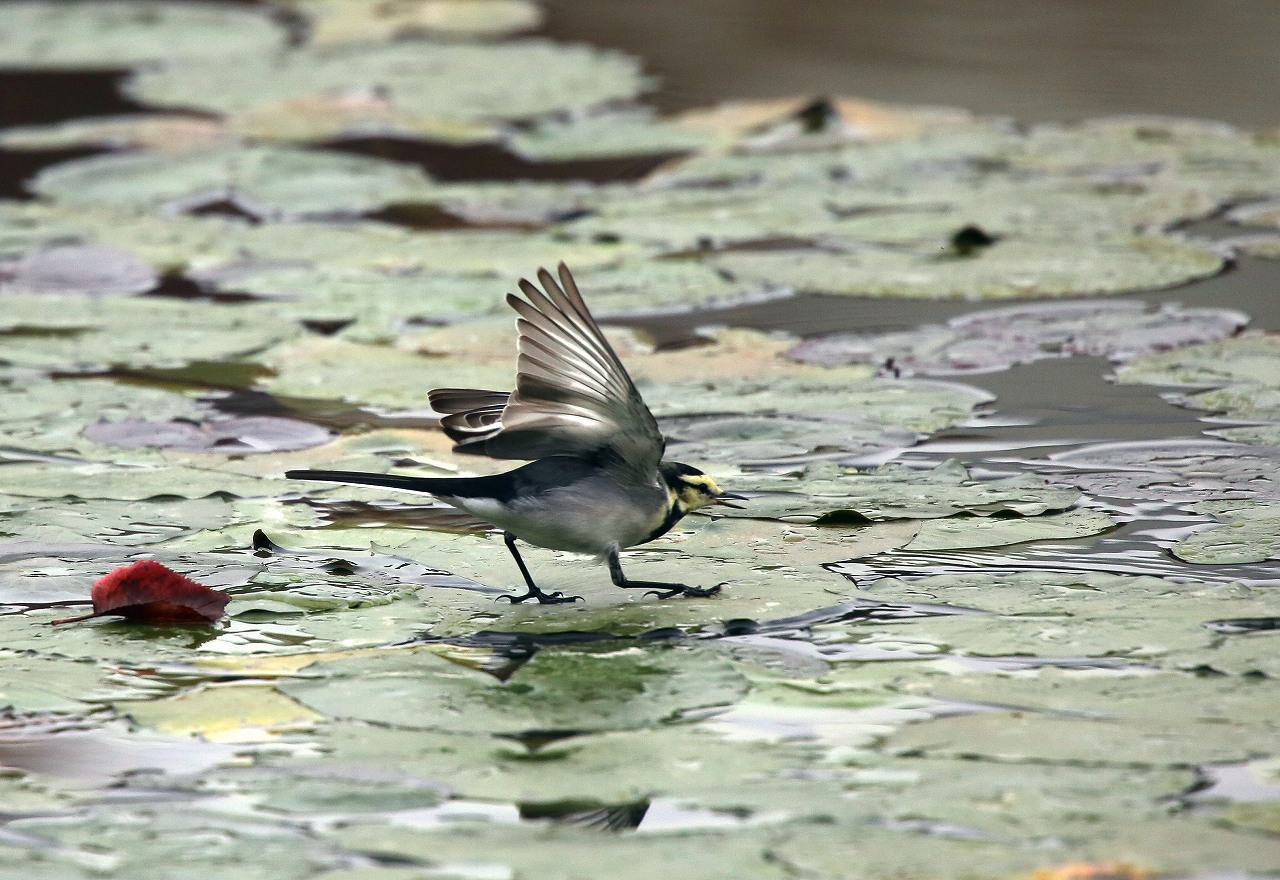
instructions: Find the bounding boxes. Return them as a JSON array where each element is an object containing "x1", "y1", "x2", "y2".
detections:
[{"x1": 427, "y1": 263, "x2": 664, "y2": 473}]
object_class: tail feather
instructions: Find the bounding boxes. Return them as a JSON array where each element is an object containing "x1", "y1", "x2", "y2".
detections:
[{"x1": 284, "y1": 469, "x2": 456, "y2": 496}]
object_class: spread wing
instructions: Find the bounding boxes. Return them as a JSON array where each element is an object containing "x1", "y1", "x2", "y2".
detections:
[{"x1": 426, "y1": 263, "x2": 665, "y2": 476}]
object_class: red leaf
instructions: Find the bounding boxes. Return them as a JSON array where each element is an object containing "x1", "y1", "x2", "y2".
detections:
[{"x1": 51, "y1": 560, "x2": 230, "y2": 626}]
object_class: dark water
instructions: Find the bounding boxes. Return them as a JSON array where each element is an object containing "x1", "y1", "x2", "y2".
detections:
[{"x1": 544, "y1": 0, "x2": 1280, "y2": 128}]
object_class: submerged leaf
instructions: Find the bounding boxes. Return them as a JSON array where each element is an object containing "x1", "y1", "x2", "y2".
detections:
[
  {"x1": 51, "y1": 560, "x2": 230, "y2": 625},
  {"x1": 1, "y1": 243, "x2": 157, "y2": 297}
]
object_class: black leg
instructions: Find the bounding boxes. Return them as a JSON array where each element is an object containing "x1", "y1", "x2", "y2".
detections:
[
  {"x1": 607, "y1": 549, "x2": 722, "y2": 600},
  {"x1": 499, "y1": 532, "x2": 581, "y2": 605}
]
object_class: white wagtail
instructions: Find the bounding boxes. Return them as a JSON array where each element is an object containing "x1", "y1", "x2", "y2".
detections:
[{"x1": 286, "y1": 263, "x2": 746, "y2": 604}]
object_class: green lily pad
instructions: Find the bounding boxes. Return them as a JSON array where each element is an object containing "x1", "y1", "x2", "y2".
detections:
[
  {"x1": 279, "y1": 644, "x2": 748, "y2": 734},
  {"x1": 288, "y1": 0, "x2": 542, "y2": 44},
  {"x1": 507, "y1": 108, "x2": 709, "y2": 161},
  {"x1": 333, "y1": 822, "x2": 794, "y2": 880},
  {"x1": 126, "y1": 39, "x2": 649, "y2": 126},
  {"x1": 0, "y1": 293, "x2": 303, "y2": 371},
  {"x1": 727, "y1": 461, "x2": 1080, "y2": 523},
  {"x1": 0, "y1": 495, "x2": 235, "y2": 546},
  {"x1": 880, "y1": 668, "x2": 1280, "y2": 767},
  {"x1": 0, "y1": 652, "x2": 102, "y2": 712},
  {"x1": 1, "y1": 244, "x2": 158, "y2": 297},
  {"x1": 1114, "y1": 332, "x2": 1280, "y2": 388},
  {"x1": 32, "y1": 147, "x2": 438, "y2": 221},
  {"x1": 1173, "y1": 500, "x2": 1280, "y2": 564},
  {"x1": 0, "y1": 1, "x2": 285, "y2": 69},
  {"x1": 0, "y1": 114, "x2": 237, "y2": 154},
  {"x1": 8, "y1": 808, "x2": 344, "y2": 880},
  {"x1": 1045, "y1": 439, "x2": 1280, "y2": 503},
  {"x1": 855, "y1": 572, "x2": 1277, "y2": 664},
  {"x1": 709, "y1": 235, "x2": 1224, "y2": 300},
  {"x1": 311, "y1": 718, "x2": 813, "y2": 804},
  {"x1": 786, "y1": 300, "x2": 1248, "y2": 374}
]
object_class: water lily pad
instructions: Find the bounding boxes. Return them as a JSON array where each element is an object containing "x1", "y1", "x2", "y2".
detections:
[
  {"x1": 334, "y1": 822, "x2": 793, "y2": 880},
  {"x1": 289, "y1": 0, "x2": 542, "y2": 44},
  {"x1": 1173, "y1": 500, "x2": 1280, "y2": 564},
  {"x1": 880, "y1": 669, "x2": 1280, "y2": 767},
  {"x1": 0, "y1": 651, "x2": 102, "y2": 712},
  {"x1": 279, "y1": 644, "x2": 748, "y2": 734},
  {"x1": 1045, "y1": 439, "x2": 1280, "y2": 503},
  {"x1": 727, "y1": 461, "x2": 1081, "y2": 523},
  {"x1": 0, "y1": 495, "x2": 234, "y2": 546},
  {"x1": 126, "y1": 39, "x2": 649, "y2": 128},
  {"x1": 1, "y1": 244, "x2": 157, "y2": 296},
  {"x1": 1114, "y1": 333, "x2": 1280, "y2": 421},
  {"x1": 507, "y1": 108, "x2": 710, "y2": 161},
  {"x1": 32, "y1": 147, "x2": 438, "y2": 221},
  {"x1": 112, "y1": 681, "x2": 320, "y2": 741},
  {"x1": 0, "y1": 293, "x2": 303, "y2": 371},
  {"x1": 0, "y1": 114, "x2": 238, "y2": 154},
  {"x1": 8, "y1": 808, "x2": 344, "y2": 880},
  {"x1": 710, "y1": 235, "x2": 1224, "y2": 300},
  {"x1": 0, "y1": 1, "x2": 285, "y2": 69},
  {"x1": 1114, "y1": 332, "x2": 1280, "y2": 388},
  {"x1": 84, "y1": 416, "x2": 332, "y2": 454},
  {"x1": 786, "y1": 300, "x2": 1248, "y2": 374},
  {"x1": 856, "y1": 572, "x2": 1276, "y2": 664},
  {"x1": 314, "y1": 718, "x2": 811, "y2": 804}
]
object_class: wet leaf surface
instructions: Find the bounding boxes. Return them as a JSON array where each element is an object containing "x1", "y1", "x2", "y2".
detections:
[
  {"x1": 0, "y1": 1, "x2": 285, "y2": 68},
  {"x1": 787, "y1": 300, "x2": 1248, "y2": 375},
  {"x1": 280, "y1": 644, "x2": 748, "y2": 735},
  {"x1": 2, "y1": 5, "x2": 1280, "y2": 876},
  {"x1": 126, "y1": 40, "x2": 649, "y2": 134},
  {"x1": 32, "y1": 147, "x2": 439, "y2": 221},
  {"x1": 83, "y1": 416, "x2": 332, "y2": 454}
]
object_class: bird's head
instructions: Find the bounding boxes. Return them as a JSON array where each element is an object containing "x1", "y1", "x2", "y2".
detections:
[{"x1": 659, "y1": 461, "x2": 748, "y2": 513}]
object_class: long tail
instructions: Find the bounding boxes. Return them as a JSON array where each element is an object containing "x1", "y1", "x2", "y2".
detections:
[{"x1": 284, "y1": 469, "x2": 462, "y2": 496}]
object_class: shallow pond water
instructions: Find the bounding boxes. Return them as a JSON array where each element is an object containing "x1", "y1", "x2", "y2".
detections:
[{"x1": 2, "y1": 2, "x2": 1279, "y2": 878}]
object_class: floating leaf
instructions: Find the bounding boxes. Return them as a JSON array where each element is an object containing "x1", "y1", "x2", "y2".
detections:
[
  {"x1": 507, "y1": 108, "x2": 710, "y2": 161},
  {"x1": 0, "y1": 114, "x2": 238, "y2": 154},
  {"x1": 126, "y1": 39, "x2": 649, "y2": 127},
  {"x1": 51, "y1": 560, "x2": 231, "y2": 625},
  {"x1": 1173, "y1": 500, "x2": 1280, "y2": 564},
  {"x1": 84, "y1": 416, "x2": 332, "y2": 454},
  {"x1": 709, "y1": 235, "x2": 1224, "y2": 300},
  {"x1": 280, "y1": 644, "x2": 748, "y2": 734},
  {"x1": 289, "y1": 0, "x2": 542, "y2": 44},
  {"x1": 112, "y1": 682, "x2": 320, "y2": 741},
  {"x1": 0, "y1": 1, "x2": 285, "y2": 69},
  {"x1": 1045, "y1": 439, "x2": 1280, "y2": 503},
  {"x1": 787, "y1": 300, "x2": 1248, "y2": 374},
  {"x1": 880, "y1": 669, "x2": 1280, "y2": 767},
  {"x1": 1, "y1": 243, "x2": 157, "y2": 297},
  {"x1": 32, "y1": 147, "x2": 438, "y2": 221},
  {"x1": 726, "y1": 461, "x2": 1081, "y2": 523}
]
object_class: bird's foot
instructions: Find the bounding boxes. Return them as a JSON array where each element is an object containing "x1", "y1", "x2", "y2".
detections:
[
  {"x1": 498, "y1": 587, "x2": 583, "y2": 605},
  {"x1": 643, "y1": 583, "x2": 724, "y2": 601}
]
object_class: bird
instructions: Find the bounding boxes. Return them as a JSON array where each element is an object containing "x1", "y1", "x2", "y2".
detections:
[{"x1": 285, "y1": 263, "x2": 746, "y2": 604}]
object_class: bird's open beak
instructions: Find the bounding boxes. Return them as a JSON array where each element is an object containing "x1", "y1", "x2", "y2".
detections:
[{"x1": 714, "y1": 492, "x2": 749, "y2": 509}]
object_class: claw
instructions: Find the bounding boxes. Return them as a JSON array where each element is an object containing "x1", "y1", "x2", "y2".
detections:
[
  {"x1": 643, "y1": 583, "x2": 723, "y2": 601},
  {"x1": 498, "y1": 589, "x2": 582, "y2": 605}
]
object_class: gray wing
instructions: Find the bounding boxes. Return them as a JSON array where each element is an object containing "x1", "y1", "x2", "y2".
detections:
[{"x1": 426, "y1": 263, "x2": 665, "y2": 475}]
